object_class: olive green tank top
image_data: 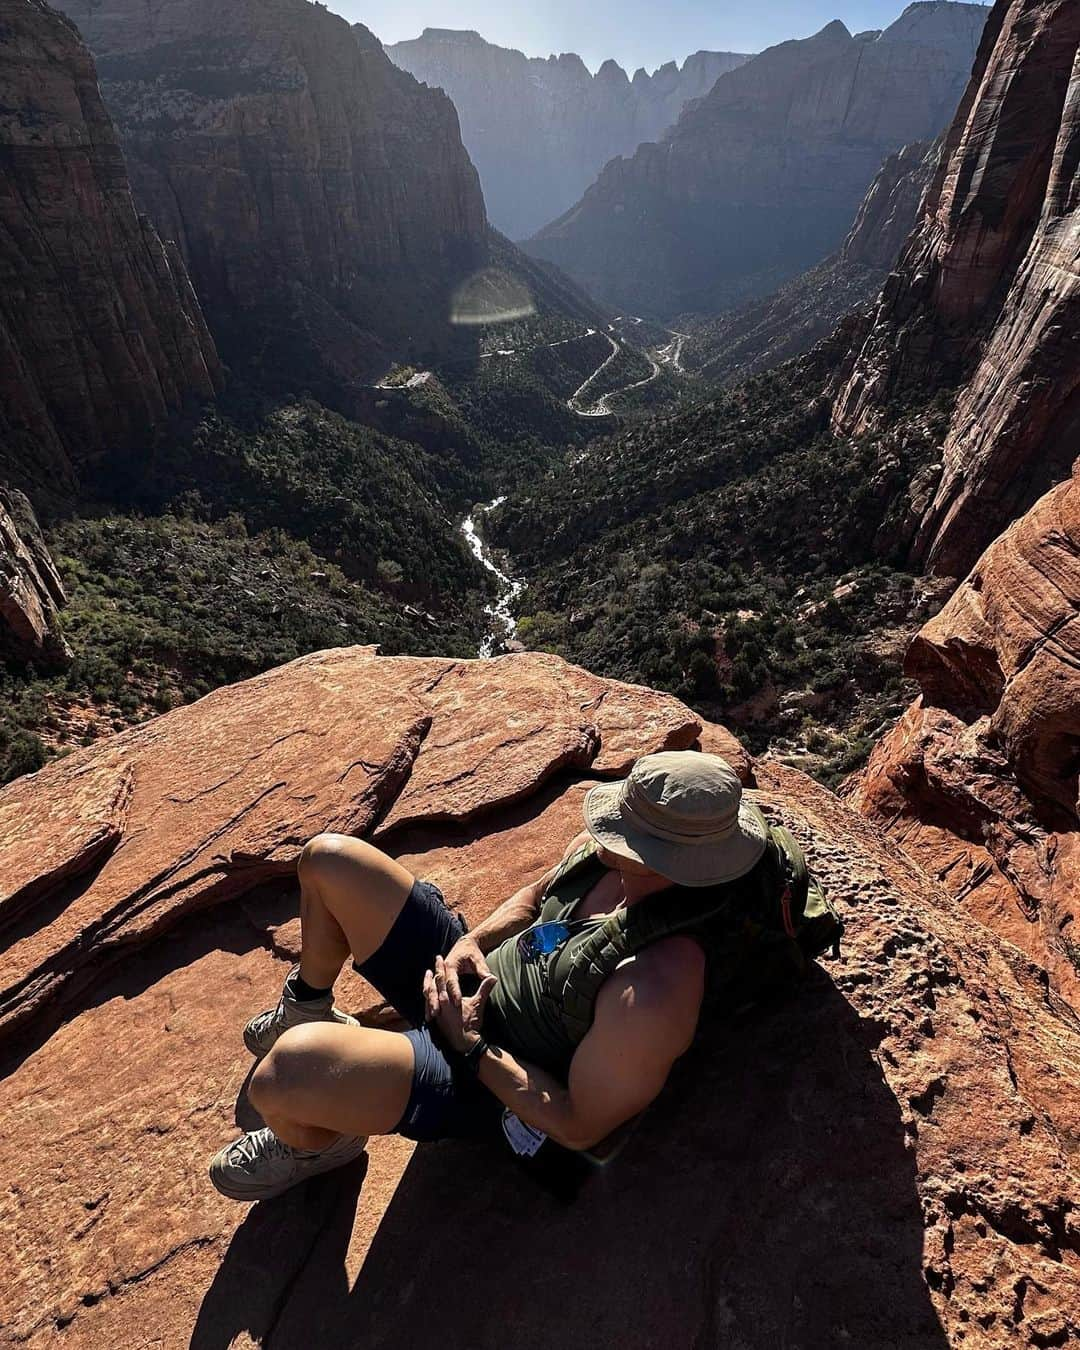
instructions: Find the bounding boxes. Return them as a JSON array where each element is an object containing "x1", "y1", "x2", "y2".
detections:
[{"x1": 482, "y1": 841, "x2": 622, "y2": 1081}]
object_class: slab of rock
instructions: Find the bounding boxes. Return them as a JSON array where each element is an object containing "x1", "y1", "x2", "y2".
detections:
[
  {"x1": 846, "y1": 464, "x2": 1080, "y2": 1005},
  {"x1": 0, "y1": 648, "x2": 700, "y2": 1047},
  {"x1": 2, "y1": 647, "x2": 1080, "y2": 1348},
  {"x1": 0, "y1": 487, "x2": 68, "y2": 665}
]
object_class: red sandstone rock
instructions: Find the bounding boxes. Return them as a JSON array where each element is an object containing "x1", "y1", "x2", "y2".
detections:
[
  {"x1": 0, "y1": 0, "x2": 221, "y2": 503},
  {"x1": 846, "y1": 465, "x2": 1080, "y2": 1005},
  {"x1": 0, "y1": 487, "x2": 68, "y2": 665},
  {"x1": 2, "y1": 649, "x2": 1080, "y2": 1348},
  {"x1": 0, "y1": 648, "x2": 699, "y2": 1046},
  {"x1": 832, "y1": 0, "x2": 1080, "y2": 576}
]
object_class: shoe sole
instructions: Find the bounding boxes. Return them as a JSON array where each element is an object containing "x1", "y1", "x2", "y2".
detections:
[{"x1": 209, "y1": 1138, "x2": 368, "y2": 1202}]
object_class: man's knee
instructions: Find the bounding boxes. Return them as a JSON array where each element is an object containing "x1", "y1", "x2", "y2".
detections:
[
  {"x1": 250, "y1": 1023, "x2": 329, "y2": 1115},
  {"x1": 298, "y1": 833, "x2": 389, "y2": 886},
  {"x1": 297, "y1": 835, "x2": 415, "y2": 927}
]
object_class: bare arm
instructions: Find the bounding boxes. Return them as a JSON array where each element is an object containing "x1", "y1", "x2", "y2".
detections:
[{"x1": 474, "y1": 937, "x2": 705, "y2": 1150}]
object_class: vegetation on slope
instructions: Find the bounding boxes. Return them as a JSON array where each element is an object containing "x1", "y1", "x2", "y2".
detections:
[
  {"x1": 0, "y1": 507, "x2": 487, "y2": 786},
  {"x1": 0, "y1": 392, "x2": 498, "y2": 785},
  {"x1": 491, "y1": 353, "x2": 958, "y2": 784}
]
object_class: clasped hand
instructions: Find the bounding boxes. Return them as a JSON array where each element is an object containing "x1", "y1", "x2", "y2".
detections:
[{"x1": 423, "y1": 939, "x2": 497, "y2": 1054}]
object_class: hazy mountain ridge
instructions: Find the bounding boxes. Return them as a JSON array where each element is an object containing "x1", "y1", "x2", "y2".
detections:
[
  {"x1": 387, "y1": 28, "x2": 750, "y2": 238},
  {"x1": 527, "y1": 2, "x2": 988, "y2": 317}
]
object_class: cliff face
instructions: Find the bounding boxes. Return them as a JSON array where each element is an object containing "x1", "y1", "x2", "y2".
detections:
[
  {"x1": 387, "y1": 29, "x2": 749, "y2": 239},
  {"x1": 0, "y1": 0, "x2": 221, "y2": 505},
  {"x1": 0, "y1": 487, "x2": 68, "y2": 666},
  {"x1": 833, "y1": 0, "x2": 1080, "y2": 577},
  {"x1": 2, "y1": 647, "x2": 1080, "y2": 1347},
  {"x1": 847, "y1": 463, "x2": 1079, "y2": 1009},
  {"x1": 844, "y1": 138, "x2": 942, "y2": 269},
  {"x1": 526, "y1": 3, "x2": 987, "y2": 318},
  {"x1": 684, "y1": 138, "x2": 940, "y2": 386},
  {"x1": 54, "y1": 0, "x2": 490, "y2": 392}
]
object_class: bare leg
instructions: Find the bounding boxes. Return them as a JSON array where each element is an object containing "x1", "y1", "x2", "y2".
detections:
[
  {"x1": 250, "y1": 1022, "x2": 415, "y2": 1150},
  {"x1": 296, "y1": 834, "x2": 417, "y2": 990}
]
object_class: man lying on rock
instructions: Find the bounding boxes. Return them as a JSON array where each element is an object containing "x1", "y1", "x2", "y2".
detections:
[{"x1": 211, "y1": 750, "x2": 835, "y2": 1201}]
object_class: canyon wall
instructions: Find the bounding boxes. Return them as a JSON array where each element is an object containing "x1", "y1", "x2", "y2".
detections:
[
  {"x1": 0, "y1": 0, "x2": 221, "y2": 505},
  {"x1": 833, "y1": 0, "x2": 1080, "y2": 578},
  {"x1": 526, "y1": 3, "x2": 987, "y2": 318},
  {"x1": 684, "y1": 138, "x2": 940, "y2": 386},
  {"x1": 0, "y1": 487, "x2": 68, "y2": 666},
  {"x1": 841, "y1": 0, "x2": 1078, "y2": 1012},
  {"x1": 847, "y1": 463, "x2": 1079, "y2": 1009},
  {"x1": 54, "y1": 0, "x2": 491, "y2": 392},
  {"x1": 387, "y1": 29, "x2": 750, "y2": 239}
]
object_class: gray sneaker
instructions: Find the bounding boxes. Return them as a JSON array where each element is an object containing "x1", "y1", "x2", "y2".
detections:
[
  {"x1": 209, "y1": 1128, "x2": 367, "y2": 1202},
  {"x1": 243, "y1": 966, "x2": 360, "y2": 1058}
]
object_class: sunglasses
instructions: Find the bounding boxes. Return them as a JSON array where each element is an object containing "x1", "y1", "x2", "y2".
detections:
[{"x1": 516, "y1": 919, "x2": 596, "y2": 963}]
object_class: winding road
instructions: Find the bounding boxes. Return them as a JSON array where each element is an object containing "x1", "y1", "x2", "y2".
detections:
[
  {"x1": 456, "y1": 318, "x2": 692, "y2": 652},
  {"x1": 567, "y1": 315, "x2": 691, "y2": 416},
  {"x1": 378, "y1": 315, "x2": 691, "y2": 418}
]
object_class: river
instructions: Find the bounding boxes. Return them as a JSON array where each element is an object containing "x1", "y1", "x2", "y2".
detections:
[{"x1": 461, "y1": 497, "x2": 525, "y2": 658}]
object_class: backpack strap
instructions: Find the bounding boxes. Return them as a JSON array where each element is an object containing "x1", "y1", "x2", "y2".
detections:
[
  {"x1": 542, "y1": 839, "x2": 601, "y2": 893},
  {"x1": 553, "y1": 824, "x2": 832, "y2": 1041},
  {"x1": 767, "y1": 825, "x2": 809, "y2": 937}
]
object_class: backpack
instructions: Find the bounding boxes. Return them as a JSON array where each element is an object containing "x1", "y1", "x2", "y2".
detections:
[{"x1": 554, "y1": 824, "x2": 844, "y2": 1041}]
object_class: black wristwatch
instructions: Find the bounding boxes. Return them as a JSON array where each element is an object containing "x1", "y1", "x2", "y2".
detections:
[{"x1": 460, "y1": 1037, "x2": 490, "y2": 1076}]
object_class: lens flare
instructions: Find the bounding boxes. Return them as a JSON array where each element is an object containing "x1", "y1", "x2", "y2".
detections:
[{"x1": 450, "y1": 268, "x2": 537, "y2": 326}]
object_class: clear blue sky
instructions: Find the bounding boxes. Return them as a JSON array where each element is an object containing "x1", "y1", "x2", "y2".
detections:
[{"x1": 340, "y1": 0, "x2": 989, "y2": 72}]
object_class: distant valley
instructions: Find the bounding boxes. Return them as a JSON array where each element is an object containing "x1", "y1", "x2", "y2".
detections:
[
  {"x1": 1, "y1": 0, "x2": 1079, "y2": 1334},
  {"x1": 527, "y1": 3, "x2": 988, "y2": 317}
]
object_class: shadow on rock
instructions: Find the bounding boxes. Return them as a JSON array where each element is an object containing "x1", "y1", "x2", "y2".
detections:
[
  {"x1": 202, "y1": 975, "x2": 948, "y2": 1350},
  {"x1": 189, "y1": 1155, "x2": 367, "y2": 1350}
]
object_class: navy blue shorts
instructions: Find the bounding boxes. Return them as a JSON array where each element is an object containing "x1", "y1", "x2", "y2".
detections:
[{"x1": 354, "y1": 879, "x2": 500, "y2": 1144}]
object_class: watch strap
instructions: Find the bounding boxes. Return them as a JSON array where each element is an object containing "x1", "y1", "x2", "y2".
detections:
[{"x1": 461, "y1": 1037, "x2": 489, "y2": 1075}]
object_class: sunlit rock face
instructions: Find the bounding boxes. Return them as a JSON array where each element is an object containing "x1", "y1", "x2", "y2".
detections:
[
  {"x1": 526, "y1": 4, "x2": 988, "y2": 318},
  {"x1": 3, "y1": 646, "x2": 1080, "y2": 1348},
  {"x1": 0, "y1": 488, "x2": 68, "y2": 666},
  {"x1": 387, "y1": 28, "x2": 750, "y2": 239},
  {"x1": 0, "y1": 0, "x2": 221, "y2": 505},
  {"x1": 846, "y1": 463, "x2": 1080, "y2": 1011},
  {"x1": 832, "y1": 0, "x2": 1080, "y2": 578},
  {"x1": 54, "y1": 0, "x2": 490, "y2": 391}
]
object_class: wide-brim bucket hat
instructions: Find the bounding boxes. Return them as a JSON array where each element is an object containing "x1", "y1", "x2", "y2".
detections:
[{"x1": 583, "y1": 750, "x2": 768, "y2": 887}]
